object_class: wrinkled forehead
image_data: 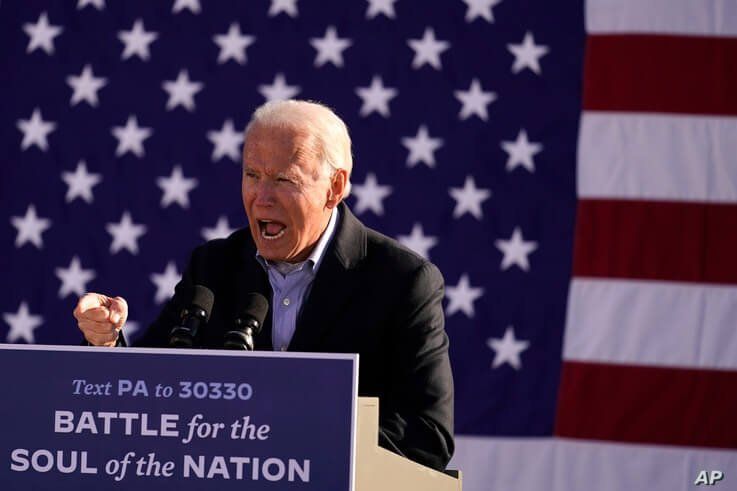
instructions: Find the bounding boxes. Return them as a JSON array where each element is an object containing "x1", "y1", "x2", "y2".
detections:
[{"x1": 243, "y1": 122, "x2": 321, "y2": 166}]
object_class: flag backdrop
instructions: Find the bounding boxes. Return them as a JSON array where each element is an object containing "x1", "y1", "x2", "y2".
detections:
[{"x1": 1, "y1": 1, "x2": 735, "y2": 490}]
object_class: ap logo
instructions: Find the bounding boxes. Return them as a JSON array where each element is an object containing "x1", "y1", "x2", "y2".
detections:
[{"x1": 694, "y1": 470, "x2": 724, "y2": 486}]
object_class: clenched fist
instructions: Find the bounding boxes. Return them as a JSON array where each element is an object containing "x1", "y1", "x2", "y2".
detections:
[{"x1": 73, "y1": 293, "x2": 128, "y2": 347}]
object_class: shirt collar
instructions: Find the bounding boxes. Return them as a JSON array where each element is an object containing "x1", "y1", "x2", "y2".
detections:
[{"x1": 255, "y1": 207, "x2": 339, "y2": 276}]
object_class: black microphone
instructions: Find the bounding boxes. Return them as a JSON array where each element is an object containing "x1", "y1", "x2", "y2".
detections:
[
  {"x1": 224, "y1": 293, "x2": 269, "y2": 350},
  {"x1": 169, "y1": 285, "x2": 215, "y2": 348}
]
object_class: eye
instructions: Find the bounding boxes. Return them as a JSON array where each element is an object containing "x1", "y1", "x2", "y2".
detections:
[
  {"x1": 277, "y1": 176, "x2": 293, "y2": 183},
  {"x1": 244, "y1": 170, "x2": 258, "y2": 179}
]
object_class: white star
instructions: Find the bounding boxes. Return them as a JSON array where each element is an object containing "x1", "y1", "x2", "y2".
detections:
[
  {"x1": 23, "y1": 12, "x2": 63, "y2": 55},
  {"x1": 445, "y1": 274, "x2": 484, "y2": 317},
  {"x1": 495, "y1": 227, "x2": 538, "y2": 271},
  {"x1": 407, "y1": 28, "x2": 450, "y2": 70},
  {"x1": 501, "y1": 129, "x2": 543, "y2": 172},
  {"x1": 16, "y1": 108, "x2": 56, "y2": 151},
  {"x1": 397, "y1": 223, "x2": 438, "y2": 260},
  {"x1": 172, "y1": 0, "x2": 201, "y2": 14},
  {"x1": 487, "y1": 326, "x2": 530, "y2": 370},
  {"x1": 310, "y1": 26, "x2": 352, "y2": 68},
  {"x1": 202, "y1": 216, "x2": 237, "y2": 242},
  {"x1": 455, "y1": 78, "x2": 497, "y2": 121},
  {"x1": 449, "y1": 175, "x2": 491, "y2": 220},
  {"x1": 77, "y1": 0, "x2": 105, "y2": 10},
  {"x1": 11, "y1": 205, "x2": 51, "y2": 249},
  {"x1": 151, "y1": 261, "x2": 181, "y2": 304},
  {"x1": 3, "y1": 302, "x2": 43, "y2": 343},
  {"x1": 355, "y1": 76, "x2": 398, "y2": 117},
  {"x1": 402, "y1": 125, "x2": 443, "y2": 168},
  {"x1": 55, "y1": 256, "x2": 96, "y2": 299},
  {"x1": 162, "y1": 70, "x2": 203, "y2": 111},
  {"x1": 213, "y1": 23, "x2": 255, "y2": 65},
  {"x1": 351, "y1": 173, "x2": 393, "y2": 215},
  {"x1": 106, "y1": 211, "x2": 147, "y2": 255},
  {"x1": 508, "y1": 31, "x2": 549, "y2": 75},
  {"x1": 111, "y1": 115, "x2": 152, "y2": 158},
  {"x1": 118, "y1": 19, "x2": 158, "y2": 61},
  {"x1": 258, "y1": 73, "x2": 301, "y2": 102},
  {"x1": 269, "y1": 0, "x2": 299, "y2": 17},
  {"x1": 66, "y1": 64, "x2": 107, "y2": 107},
  {"x1": 157, "y1": 165, "x2": 198, "y2": 208},
  {"x1": 366, "y1": 0, "x2": 398, "y2": 19},
  {"x1": 462, "y1": 0, "x2": 501, "y2": 23},
  {"x1": 61, "y1": 160, "x2": 102, "y2": 203},
  {"x1": 207, "y1": 119, "x2": 243, "y2": 163}
]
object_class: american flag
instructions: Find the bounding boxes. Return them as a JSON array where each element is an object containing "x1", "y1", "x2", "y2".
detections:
[{"x1": 1, "y1": 1, "x2": 734, "y2": 490}]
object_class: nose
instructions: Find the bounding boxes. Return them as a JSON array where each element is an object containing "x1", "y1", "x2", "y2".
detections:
[{"x1": 250, "y1": 179, "x2": 276, "y2": 207}]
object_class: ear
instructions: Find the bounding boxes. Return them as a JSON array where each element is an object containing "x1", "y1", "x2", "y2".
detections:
[{"x1": 326, "y1": 169, "x2": 348, "y2": 209}]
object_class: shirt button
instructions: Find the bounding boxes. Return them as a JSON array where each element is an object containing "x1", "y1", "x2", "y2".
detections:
[
  {"x1": 282, "y1": 298, "x2": 290, "y2": 306},
  {"x1": 280, "y1": 346, "x2": 287, "y2": 351}
]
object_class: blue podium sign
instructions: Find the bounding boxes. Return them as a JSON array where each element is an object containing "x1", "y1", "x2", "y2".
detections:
[{"x1": 0, "y1": 344, "x2": 358, "y2": 490}]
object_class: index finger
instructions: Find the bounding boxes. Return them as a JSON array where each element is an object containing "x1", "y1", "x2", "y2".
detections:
[
  {"x1": 76, "y1": 293, "x2": 112, "y2": 314},
  {"x1": 77, "y1": 306, "x2": 111, "y2": 322},
  {"x1": 74, "y1": 294, "x2": 113, "y2": 322}
]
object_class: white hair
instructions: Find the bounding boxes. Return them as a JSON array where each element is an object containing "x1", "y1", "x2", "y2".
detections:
[{"x1": 245, "y1": 99, "x2": 353, "y2": 194}]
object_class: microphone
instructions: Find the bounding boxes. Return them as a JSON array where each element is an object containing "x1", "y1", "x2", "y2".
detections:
[
  {"x1": 168, "y1": 285, "x2": 215, "y2": 348},
  {"x1": 224, "y1": 293, "x2": 269, "y2": 350}
]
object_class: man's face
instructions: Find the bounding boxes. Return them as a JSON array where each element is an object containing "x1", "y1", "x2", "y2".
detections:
[{"x1": 242, "y1": 124, "x2": 336, "y2": 263}]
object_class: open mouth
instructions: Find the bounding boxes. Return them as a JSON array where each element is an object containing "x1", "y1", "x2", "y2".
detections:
[{"x1": 258, "y1": 219, "x2": 286, "y2": 240}]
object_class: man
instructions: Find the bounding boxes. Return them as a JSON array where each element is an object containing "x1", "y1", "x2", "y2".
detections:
[{"x1": 74, "y1": 100, "x2": 454, "y2": 470}]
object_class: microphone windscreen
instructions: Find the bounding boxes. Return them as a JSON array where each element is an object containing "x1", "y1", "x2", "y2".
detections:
[
  {"x1": 239, "y1": 293, "x2": 269, "y2": 333},
  {"x1": 191, "y1": 285, "x2": 215, "y2": 321}
]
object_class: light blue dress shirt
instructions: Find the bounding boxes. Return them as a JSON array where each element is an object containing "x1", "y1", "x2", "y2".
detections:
[{"x1": 255, "y1": 208, "x2": 339, "y2": 351}]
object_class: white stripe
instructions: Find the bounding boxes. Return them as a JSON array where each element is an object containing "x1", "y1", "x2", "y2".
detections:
[
  {"x1": 564, "y1": 278, "x2": 737, "y2": 370},
  {"x1": 586, "y1": 0, "x2": 737, "y2": 36},
  {"x1": 578, "y1": 112, "x2": 737, "y2": 203},
  {"x1": 450, "y1": 436, "x2": 737, "y2": 491}
]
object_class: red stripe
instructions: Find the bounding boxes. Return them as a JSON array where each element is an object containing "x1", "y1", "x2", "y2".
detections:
[
  {"x1": 583, "y1": 34, "x2": 737, "y2": 115},
  {"x1": 555, "y1": 361, "x2": 737, "y2": 449},
  {"x1": 573, "y1": 199, "x2": 737, "y2": 284}
]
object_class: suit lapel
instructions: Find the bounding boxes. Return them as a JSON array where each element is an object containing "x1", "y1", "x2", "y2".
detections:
[{"x1": 289, "y1": 203, "x2": 367, "y2": 351}]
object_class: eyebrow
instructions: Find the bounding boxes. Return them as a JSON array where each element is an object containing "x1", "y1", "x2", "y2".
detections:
[
  {"x1": 276, "y1": 170, "x2": 302, "y2": 182},
  {"x1": 243, "y1": 165, "x2": 301, "y2": 181}
]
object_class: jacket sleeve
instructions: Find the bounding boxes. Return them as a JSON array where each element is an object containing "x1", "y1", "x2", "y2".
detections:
[{"x1": 378, "y1": 261, "x2": 455, "y2": 471}]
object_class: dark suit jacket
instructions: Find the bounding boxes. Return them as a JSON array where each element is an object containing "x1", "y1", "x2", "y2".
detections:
[{"x1": 133, "y1": 203, "x2": 454, "y2": 470}]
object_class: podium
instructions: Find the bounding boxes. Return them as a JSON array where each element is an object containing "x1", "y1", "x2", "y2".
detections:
[
  {"x1": 0, "y1": 344, "x2": 461, "y2": 490},
  {"x1": 356, "y1": 397, "x2": 462, "y2": 491}
]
